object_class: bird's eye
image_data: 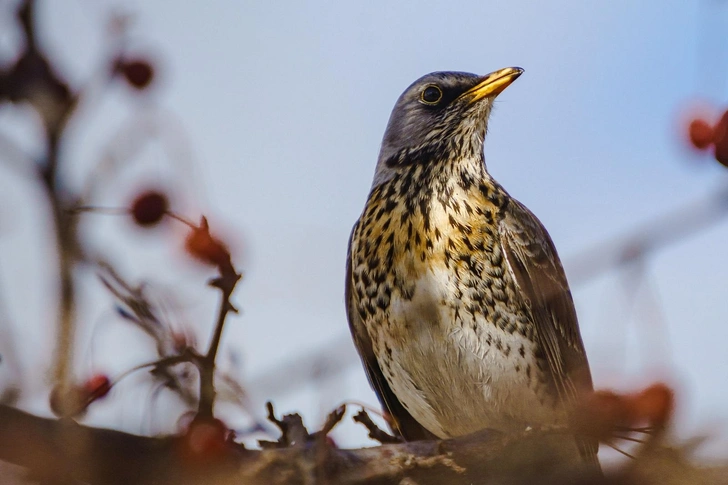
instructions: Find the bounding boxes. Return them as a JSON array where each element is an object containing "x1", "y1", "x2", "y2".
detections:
[{"x1": 421, "y1": 85, "x2": 443, "y2": 105}]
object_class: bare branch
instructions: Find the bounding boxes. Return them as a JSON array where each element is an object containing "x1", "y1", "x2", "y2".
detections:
[{"x1": 3, "y1": 404, "x2": 727, "y2": 485}]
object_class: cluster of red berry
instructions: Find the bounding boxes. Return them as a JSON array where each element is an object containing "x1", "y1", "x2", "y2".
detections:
[{"x1": 688, "y1": 109, "x2": 728, "y2": 166}]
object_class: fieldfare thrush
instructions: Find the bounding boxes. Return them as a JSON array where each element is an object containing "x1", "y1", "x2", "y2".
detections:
[{"x1": 345, "y1": 67, "x2": 598, "y2": 465}]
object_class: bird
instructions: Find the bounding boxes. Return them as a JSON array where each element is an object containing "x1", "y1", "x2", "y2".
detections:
[{"x1": 345, "y1": 67, "x2": 598, "y2": 465}]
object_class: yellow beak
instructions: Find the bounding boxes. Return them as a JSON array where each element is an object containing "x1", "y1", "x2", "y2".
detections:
[{"x1": 461, "y1": 67, "x2": 524, "y2": 103}]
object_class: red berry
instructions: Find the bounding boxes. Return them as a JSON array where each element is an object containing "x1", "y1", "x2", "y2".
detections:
[
  {"x1": 119, "y1": 59, "x2": 154, "y2": 89},
  {"x1": 172, "y1": 331, "x2": 195, "y2": 353},
  {"x1": 713, "y1": 110, "x2": 728, "y2": 167},
  {"x1": 131, "y1": 191, "x2": 168, "y2": 227},
  {"x1": 688, "y1": 118, "x2": 714, "y2": 150},
  {"x1": 84, "y1": 374, "x2": 112, "y2": 401},
  {"x1": 570, "y1": 390, "x2": 630, "y2": 441},
  {"x1": 182, "y1": 417, "x2": 231, "y2": 459},
  {"x1": 185, "y1": 218, "x2": 232, "y2": 270},
  {"x1": 628, "y1": 383, "x2": 674, "y2": 428}
]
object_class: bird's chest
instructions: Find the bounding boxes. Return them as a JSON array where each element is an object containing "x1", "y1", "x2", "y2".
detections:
[
  {"x1": 352, "y1": 185, "x2": 550, "y2": 437},
  {"x1": 354, "y1": 183, "x2": 525, "y2": 339},
  {"x1": 380, "y1": 265, "x2": 547, "y2": 437}
]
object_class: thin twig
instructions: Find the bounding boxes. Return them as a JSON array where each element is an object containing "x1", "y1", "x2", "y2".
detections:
[
  {"x1": 261, "y1": 401, "x2": 312, "y2": 448},
  {"x1": 605, "y1": 442, "x2": 636, "y2": 460},
  {"x1": 353, "y1": 408, "x2": 401, "y2": 444},
  {"x1": 112, "y1": 352, "x2": 198, "y2": 385},
  {"x1": 612, "y1": 435, "x2": 648, "y2": 445},
  {"x1": 315, "y1": 405, "x2": 347, "y2": 438},
  {"x1": 69, "y1": 205, "x2": 129, "y2": 215},
  {"x1": 166, "y1": 211, "x2": 198, "y2": 228},
  {"x1": 196, "y1": 220, "x2": 241, "y2": 418}
]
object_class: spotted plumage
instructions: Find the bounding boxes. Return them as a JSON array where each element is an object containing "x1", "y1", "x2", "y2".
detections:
[{"x1": 345, "y1": 68, "x2": 598, "y2": 465}]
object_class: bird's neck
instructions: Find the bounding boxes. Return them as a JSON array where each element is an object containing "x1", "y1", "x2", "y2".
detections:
[{"x1": 385, "y1": 147, "x2": 506, "y2": 206}]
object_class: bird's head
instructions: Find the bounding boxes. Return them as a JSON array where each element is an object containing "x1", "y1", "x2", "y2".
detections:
[{"x1": 373, "y1": 67, "x2": 523, "y2": 186}]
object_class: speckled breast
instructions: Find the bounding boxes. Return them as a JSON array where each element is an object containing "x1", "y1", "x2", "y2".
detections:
[{"x1": 350, "y1": 170, "x2": 560, "y2": 438}]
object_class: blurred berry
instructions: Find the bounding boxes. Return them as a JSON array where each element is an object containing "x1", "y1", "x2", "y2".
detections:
[
  {"x1": 570, "y1": 390, "x2": 630, "y2": 441},
  {"x1": 630, "y1": 383, "x2": 673, "y2": 428},
  {"x1": 131, "y1": 191, "x2": 168, "y2": 227},
  {"x1": 570, "y1": 383, "x2": 674, "y2": 441},
  {"x1": 182, "y1": 417, "x2": 232, "y2": 460},
  {"x1": 172, "y1": 331, "x2": 196, "y2": 354},
  {"x1": 83, "y1": 374, "x2": 112, "y2": 401},
  {"x1": 713, "y1": 110, "x2": 728, "y2": 167},
  {"x1": 117, "y1": 58, "x2": 154, "y2": 90},
  {"x1": 185, "y1": 218, "x2": 232, "y2": 271},
  {"x1": 688, "y1": 118, "x2": 714, "y2": 150}
]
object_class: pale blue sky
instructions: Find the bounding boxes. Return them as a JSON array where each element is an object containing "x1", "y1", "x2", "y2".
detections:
[{"x1": 1, "y1": 0, "x2": 728, "y2": 454}]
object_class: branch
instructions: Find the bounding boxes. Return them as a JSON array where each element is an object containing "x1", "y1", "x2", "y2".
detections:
[
  {"x1": 189, "y1": 217, "x2": 242, "y2": 419},
  {"x1": 0, "y1": 404, "x2": 239, "y2": 485},
  {"x1": 2, "y1": 404, "x2": 726, "y2": 485},
  {"x1": 0, "y1": 404, "x2": 581, "y2": 485},
  {"x1": 2, "y1": 0, "x2": 83, "y2": 413}
]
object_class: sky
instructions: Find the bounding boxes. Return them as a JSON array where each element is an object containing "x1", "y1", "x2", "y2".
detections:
[{"x1": 1, "y1": 0, "x2": 728, "y2": 457}]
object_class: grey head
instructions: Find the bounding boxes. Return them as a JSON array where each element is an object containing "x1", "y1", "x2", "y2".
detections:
[{"x1": 373, "y1": 67, "x2": 523, "y2": 187}]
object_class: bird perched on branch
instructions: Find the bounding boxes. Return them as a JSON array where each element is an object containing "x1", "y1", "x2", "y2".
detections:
[{"x1": 346, "y1": 67, "x2": 598, "y2": 465}]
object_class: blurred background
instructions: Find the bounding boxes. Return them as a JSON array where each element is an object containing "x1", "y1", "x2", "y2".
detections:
[{"x1": 1, "y1": 0, "x2": 727, "y2": 460}]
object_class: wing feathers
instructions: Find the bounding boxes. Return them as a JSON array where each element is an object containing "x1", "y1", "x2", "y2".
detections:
[{"x1": 499, "y1": 200, "x2": 598, "y2": 463}]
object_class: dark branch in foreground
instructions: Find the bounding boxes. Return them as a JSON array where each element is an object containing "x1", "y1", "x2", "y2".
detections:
[{"x1": 1, "y1": 404, "x2": 727, "y2": 485}]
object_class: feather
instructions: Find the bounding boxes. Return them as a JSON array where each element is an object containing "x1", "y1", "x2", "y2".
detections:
[{"x1": 499, "y1": 199, "x2": 599, "y2": 465}]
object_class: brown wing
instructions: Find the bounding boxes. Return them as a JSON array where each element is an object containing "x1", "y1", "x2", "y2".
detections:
[
  {"x1": 345, "y1": 224, "x2": 436, "y2": 441},
  {"x1": 499, "y1": 200, "x2": 598, "y2": 463}
]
